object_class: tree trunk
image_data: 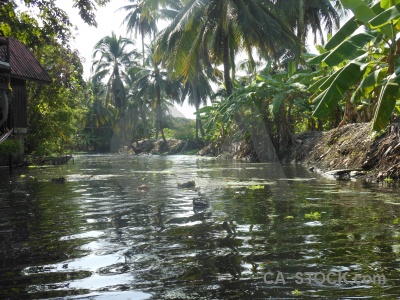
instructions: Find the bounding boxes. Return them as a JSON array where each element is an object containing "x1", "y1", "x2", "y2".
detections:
[
  {"x1": 141, "y1": 34, "x2": 145, "y2": 67},
  {"x1": 192, "y1": 82, "x2": 200, "y2": 141},
  {"x1": 195, "y1": 116, "x2": 199, "y2": 141},
  {"x1": 297, "y1": 0, "x2": 305, "y2": 45},
  {"x1": 155, "y1": 66, "x2": 167, "y2": 147},
  {"x1": 222, "y1": 33, "x2": 233, "y2": 97},
  {"x1": 141, "y1": 98, "x2": 148, "y2": 139},
  {"x1": 155, "y1": 106, "x2": 159, "y2": 140},
  {"x1": 199, "y1": 118, "x2": 205, "y2": 139},
  {"x1": 158, "y1": 103, "x2": 168, "y2": 148}
]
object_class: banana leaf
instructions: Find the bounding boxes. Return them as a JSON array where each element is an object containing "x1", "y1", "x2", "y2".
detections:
[
  {"x1": 341, "y1": 0, "x2": 376, "y2": 23},
  {"x1": 325, "y1": 16, "x2": 359, "y2": 51},
  {"x1": 312, "y1": 62, "x2": 364, "y2": 117},
  {"x1": 369, "y1": 4, "x2": 400, "y2": 28},
  {"x1": 306, "y1": 52, "x2": 330, "y2": 65},
  {"x1": 323, "y1": 32, "x2": 376, "y2": 66},
  {"x1": 372, "y1": 78, "x2": 399, "y2": 131},
  {"x1": 350, "y1": 68, "x2": 387, "y2": 103},
  {"x1": 381, "y1": 0, "x2": 400, "y2": 10},
  {"x1": 308, "y1": 68, "x2": 341, "y2": 93}
]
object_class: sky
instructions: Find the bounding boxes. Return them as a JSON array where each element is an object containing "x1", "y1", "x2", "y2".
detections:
[{"x1": 54, "y1": 0, "x2": 196, "y2": 119}]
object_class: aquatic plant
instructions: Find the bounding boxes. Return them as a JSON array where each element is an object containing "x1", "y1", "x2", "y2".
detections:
[{"x1": 304, "y1": 211, "x2": 321, "y2": 220}]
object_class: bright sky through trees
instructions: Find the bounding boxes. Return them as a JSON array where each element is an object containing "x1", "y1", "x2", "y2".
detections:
[{"x1": 55, "y1": 0, "x2": 195, "y2": 119}]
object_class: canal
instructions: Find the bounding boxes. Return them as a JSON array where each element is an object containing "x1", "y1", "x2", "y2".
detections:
[{"x1": 1, "y1": 154, "x2": 399, "y2": 299}]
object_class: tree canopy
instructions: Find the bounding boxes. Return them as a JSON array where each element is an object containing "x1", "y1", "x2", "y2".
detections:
[{"x1": 2, "y1": 0, "x2": 400, "y2": 157}]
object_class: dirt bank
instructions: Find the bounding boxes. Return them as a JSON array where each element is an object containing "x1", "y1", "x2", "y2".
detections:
[
  {"x1": 282, "y1": 122, "x2": 400, "y2": 181},
  {"x1": 130, "y1": 139, "x2": 207, "y2": 155},
  {"x1": 128, "y1": 123, "x2": 400, "y2": 182}
]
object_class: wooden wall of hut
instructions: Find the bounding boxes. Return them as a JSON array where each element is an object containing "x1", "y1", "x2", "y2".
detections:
[{"x1": 8, "y1": 77, "x2": 27, "y2": 129}]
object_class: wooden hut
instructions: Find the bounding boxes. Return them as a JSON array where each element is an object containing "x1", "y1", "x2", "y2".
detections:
[{"x1": 0, "y1": 37, "x2": 52, "y2": 160}]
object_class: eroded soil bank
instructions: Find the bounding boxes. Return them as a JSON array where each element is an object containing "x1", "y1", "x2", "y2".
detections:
[
  {"x1": 129, "y1": 138, "x2": 207, "y2": 155},
  {"x1": 129, "y1": 122, "x2": 400, "y2": 182},
  {"x1": 282, "y1": 122, "x2": 400, "y2": 181}
]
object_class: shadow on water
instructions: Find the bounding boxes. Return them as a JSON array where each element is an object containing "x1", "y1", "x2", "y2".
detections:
[{"x1": 1, "y1": 154, "x2": 400, "y2": 299}]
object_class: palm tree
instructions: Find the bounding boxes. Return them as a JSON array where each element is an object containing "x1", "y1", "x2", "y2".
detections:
[
  {"x1": 119, "y1": 0, "x2": 158, "y2": 67},
  {"x1": 273, "y1": 0, "x2": 346, "y2": 46},
  {"x1": 119, "y1": 0, "x2": 182, "y2": 63},
  {"x1": 157, "y1": 0, "x2": 299, "y2": 98},
  {"x1": 181, "y1": 69, "x2": 215, "y2": 141},
  {"x1": 125, "y1": 65, "x2": 151, "y2": 142},
  {"x1": 85, "y1": 76, "x2": 115, "y2": 128},
  {"x1": 120, "y1": 1, "x2": 185, "y2": 140},
  {"x1": 92, "y1": 32, "x2": 139, "y2": 146},
  {"x1": 134, "y1": 44, "x2": 181, "y2": 146},
  {"x1": 92, "y1": 32, "x2": 139, "y2": 112}
]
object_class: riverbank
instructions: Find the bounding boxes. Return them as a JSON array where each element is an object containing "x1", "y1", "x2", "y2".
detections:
[
  {"x1": 282, "y1": 122, "x2": 400, "y2": 182},
  {"x1": 130, "y1": 138, "x2": 207, "y2": 155},
  {"x1": 129, "y1": 122, "x2": 400, "y2": 182}
]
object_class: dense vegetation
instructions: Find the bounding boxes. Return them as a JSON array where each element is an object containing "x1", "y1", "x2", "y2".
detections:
[{"x1": 1, "y1": 0, "x2": 399, "y2": 157}]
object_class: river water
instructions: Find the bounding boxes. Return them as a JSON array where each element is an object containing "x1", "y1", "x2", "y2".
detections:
[{"x1": 1, "y1": 154, "x2": 400, "y2": 299}]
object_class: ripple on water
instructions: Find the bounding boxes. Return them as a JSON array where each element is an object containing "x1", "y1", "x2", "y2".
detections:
[
  {"x1": 60, "y1": 230, "x2": 105, "y2": 241},
  {"x1": 62, "y1": 252, "x2": 124, "y2": 272},
  {"x1": 2, "y1": 154, "x2": 400, "y2": 299},
  {"x1": 78, "y1": 241, "x2": 119, "y2": 252},
  {"x1": 68, "y1": 273, "x2": 133, "y2": 289}
]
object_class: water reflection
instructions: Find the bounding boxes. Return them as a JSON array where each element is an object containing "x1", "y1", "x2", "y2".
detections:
[{"x1": 0, "y1": 154, "x2": 400, "y2": 299}]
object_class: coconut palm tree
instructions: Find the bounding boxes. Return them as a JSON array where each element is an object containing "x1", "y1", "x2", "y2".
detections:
[
  {"x1": 119, "y1": 0, "x2": 181, "y2": 63},
  {"x1": 92, "y1": 31, "x2": 139, "y2": 113},
  {"x1": 125, "y1": 65, "x2": 150, "y2": 142},
  {"x1": 157, "y1": 0, "x2": 299, "y2": 98},
  {"x1": 92, "y1": 32, "x2": 140, "y2": 146},
  {"x1": 119, "y1": 0, "x2": 158, "y2": 67},
  {"x1": 134, "y1": 44, "x2": 182, "y2": 146},
  {"x1": 273, "y1": 0, "x2": 346, "y2": 46},
  {"x1": 119, "y1": 0, "x2": 180, "y2": 138},
  {"x1": 85, "y1": 76, "x2": 115, "y2": 128},
  {"x1": 181, "y1": 69, "x2": 216, "y2": 141}
]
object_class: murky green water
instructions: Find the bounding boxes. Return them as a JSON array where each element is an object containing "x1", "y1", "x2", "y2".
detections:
[{"x1": 1, "y1": 154, "x2": 400, "y2": 299}]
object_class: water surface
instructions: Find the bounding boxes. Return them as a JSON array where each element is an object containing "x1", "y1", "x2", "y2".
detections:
[{"x1": 1, "y1": 154, "x2": 399, "y2": 299}]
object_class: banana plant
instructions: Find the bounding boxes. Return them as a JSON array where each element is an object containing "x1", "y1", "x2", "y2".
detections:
[
  {"x1": 308, "y1": 0, "x2": 400, "y2": 131},
  {"x1": 199, "y1": 61, "x2": 316, "y2": 152}
]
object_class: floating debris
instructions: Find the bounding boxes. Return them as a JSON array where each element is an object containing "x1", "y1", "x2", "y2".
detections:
[
  {"x1": 192, "y1": 197, "x2": 209, "y2": 208},
  {"x1": 137, "y1": 184, "x2": 150, "y2": 192},
  {"x1": 51, "y1": 177, "x2": 66, "y2": 183},
  {"x1": 177, "y1": 180, "x2": 195, "y2": 189}
]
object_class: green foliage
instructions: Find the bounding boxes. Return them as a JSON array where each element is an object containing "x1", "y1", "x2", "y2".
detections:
[
  {"x1": 2, "y1": 0, "x2": 110, "y2": 38},
  {"x1": 308, "y1": 0, "x2": 400, "y2": 131},
  {"x1": 74, "y1": 129, "x2": 112, "y2": 152},
  {"x1": 384, "y1": 176, "x2": 393, "y2": 183},
  {"x1": 170, "y1": 117, "x2": 196, "y2": 140},
  {"x1": 0, "y1": 139, "x2": 22, "y2": 156},
  {"x1": 5, "y1": 0, "x2": 385, "y2": 156},
  {"x1": 162, "y1": 128, "x2": 175, "y2": 139},
  {"x1": 160, "y1": 117, "x2": 196, "y2": 140},
  {"x1": 304, "y1": 211, "x2": 321, "y2": 220},
  {"x1": 247, "y1": 185, "x2": 264, "y2": 190},
  {"x1": 200, "y1": 62, "x2": 316, "y2": 154},
  {"x1": 25, "y1": 40, "x2": 86, "y2": 155},
  {"x1": 291, "y1": 289, "x2": 303, "y2": 296}
]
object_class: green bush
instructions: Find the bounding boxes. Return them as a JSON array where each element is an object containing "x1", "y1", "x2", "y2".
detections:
[
  {"x1": 0, "y1": 140, "x2": 22, "y2": 156},
  {"x1": 163, "y1": 128, "x2": 176, "y2": 139},
  {"x1": 170, "y1": 117, "x2": 196, "y2": 140}
]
